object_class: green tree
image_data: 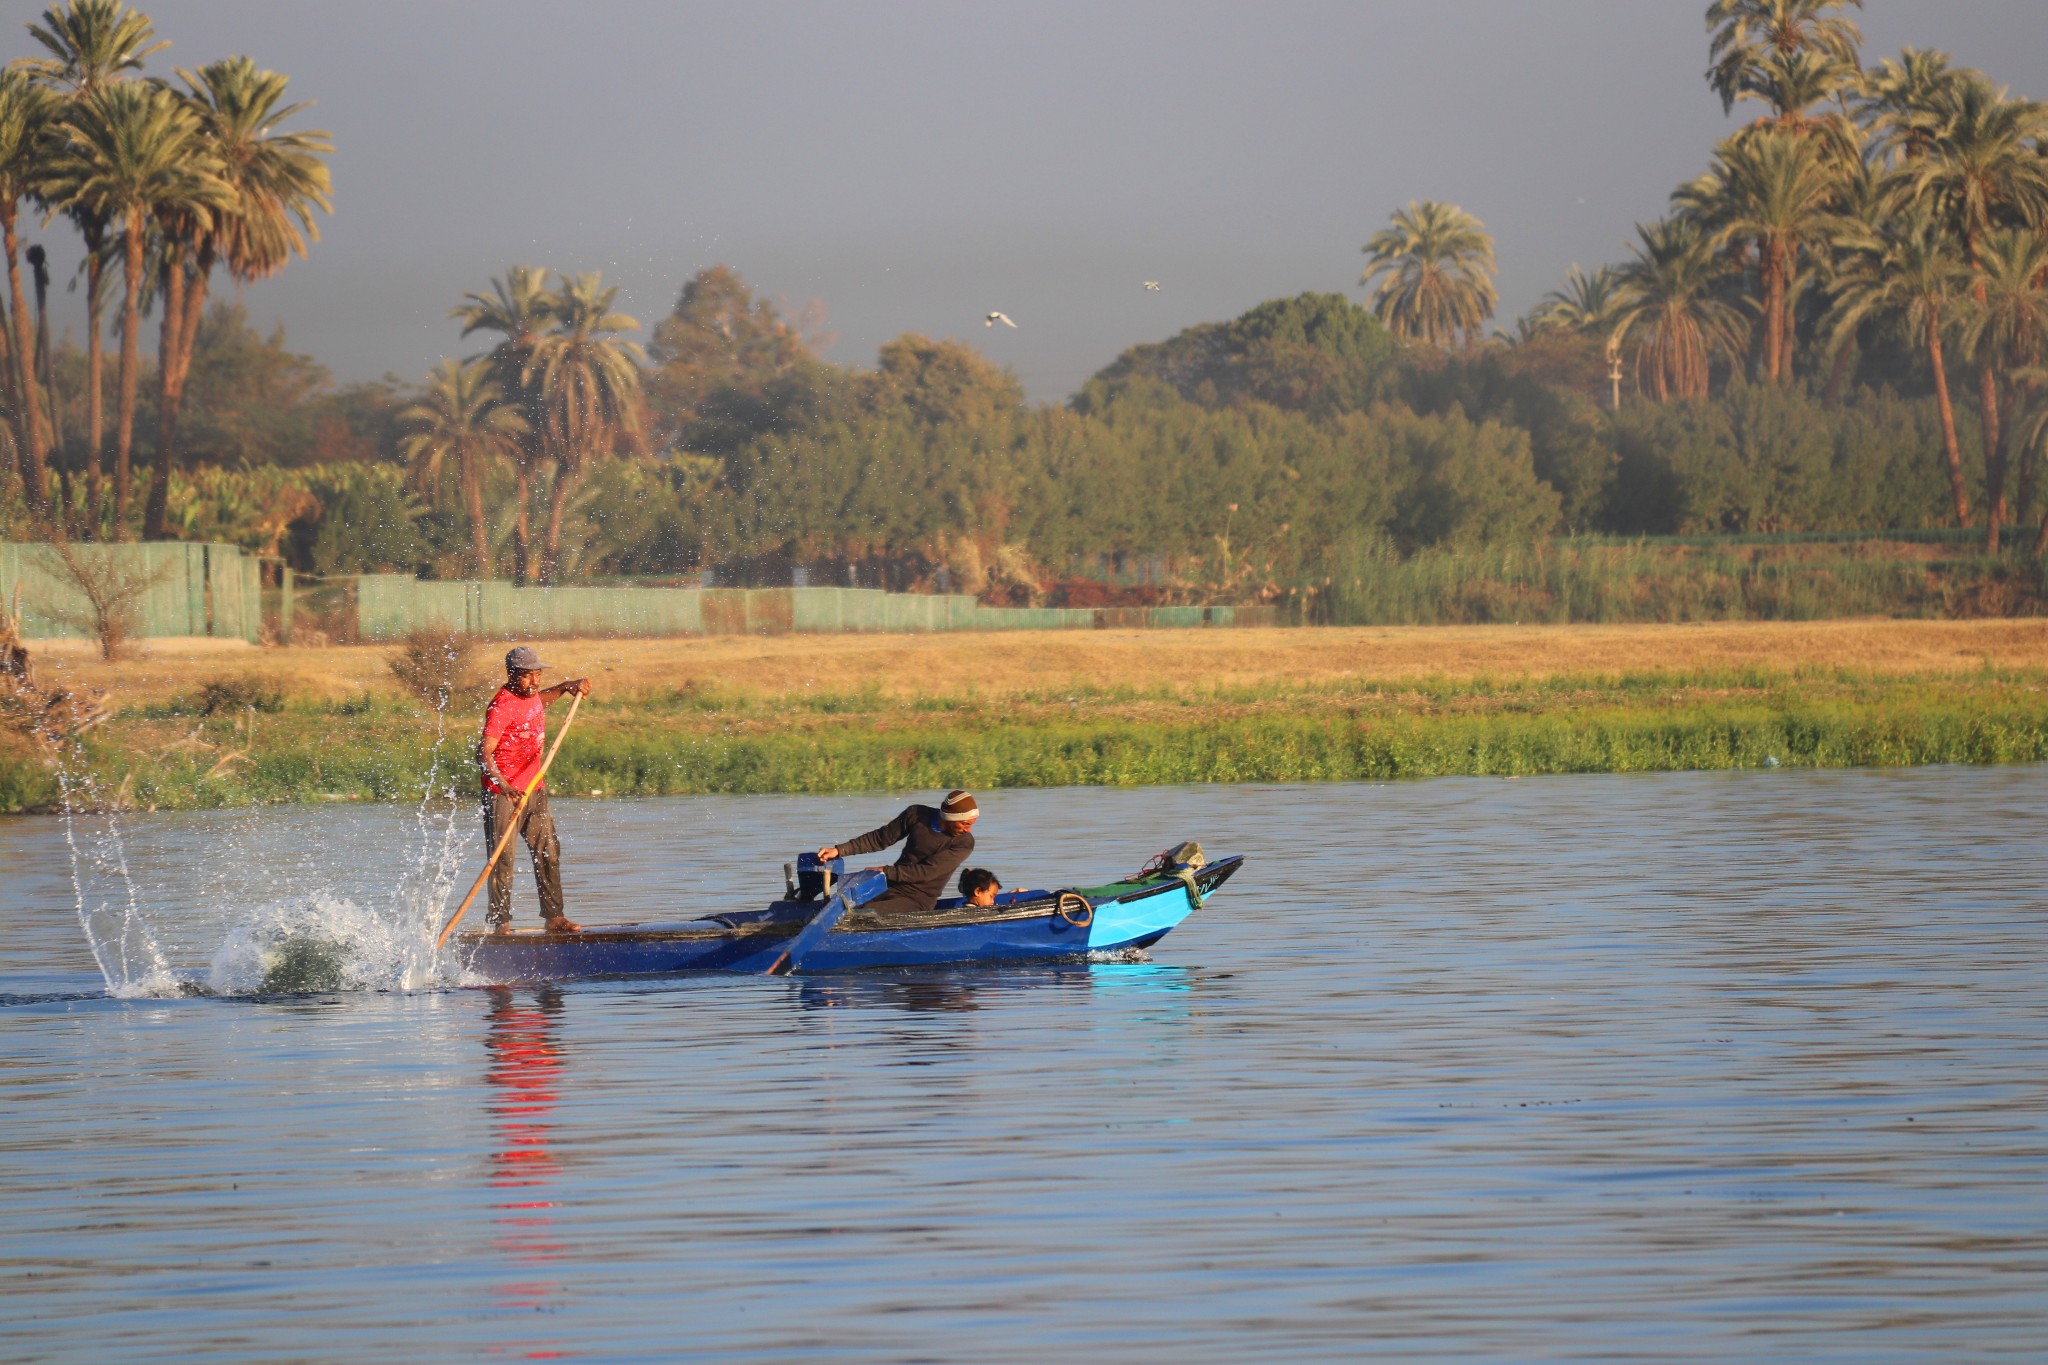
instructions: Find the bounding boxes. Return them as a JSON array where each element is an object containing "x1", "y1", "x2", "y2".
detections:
[
  {"x1": 1955, "y1": 228, "x2": 2048, "y2": 548},
  {"x1": 39, "y1": 79, "x2": 226, "y2": 539},
  {"x1": 523, "y1": 271, "x2": 643, "y2": 584},
  {"x1": 0, "y1": 69, "x2": 59, "y2": 509},
  {"x1": 1359, "y1": 201, "x2": 1498, "y2": 349},
  {"x1": 453, "y1": 266, "x2": 555, "y2": 583},
  {"x1": 1896, "y1": 74, "x2": 2048, "y2": 546},
  {"x1": 1528, "y1": 264, "x2": 1623, "y2": 337},
  {"x1": 1677, "y1": 129, "x2": 1844, "y2": 383},
  {"x1": 869, "y1": 333, "x2": 1023, "y2": 429},
  {"x1": 644, "y1": 265, "x2": 833, "y2": 454},
  {"x1": 177, "y1": 301, "x2": 330, "y2": 467},
  {"x1": 1860, "y1": 47, "x2": 1971, "y2": 165},
  {"x1": 142, "y1": 56, "x2": 331, "y2": 541},
  {"x1": 1611, "y1": 217, "x2": 1747, "y2": 401},
  {"x1": 20, "y1": 0, "x2": 169, "y2": 530},
  {"x1": 1705, "y1": 0, "x2": 1863, "y2": 118},
  {"x1": 1082, "y1": 292, "x2": 1397, "y2": 415},
  {"x1": 398, "y1": 358, "x2": 526, "y2": 579},
  {"x1": 1824, "y1": 206, "x2": 1973, "y2": 523}
]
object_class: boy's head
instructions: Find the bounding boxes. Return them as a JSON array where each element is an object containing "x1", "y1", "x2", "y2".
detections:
[{"x1": 957, "y1": 867, "x2": 999, "y2": 908}]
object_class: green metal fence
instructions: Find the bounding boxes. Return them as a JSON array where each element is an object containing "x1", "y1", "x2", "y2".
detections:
[
  {"x1": 1, "y1": 541, "x2": 263, "y2": 643},
  {"x1": 351, "y1": 575, "x2": 1271, "y2": 639}
]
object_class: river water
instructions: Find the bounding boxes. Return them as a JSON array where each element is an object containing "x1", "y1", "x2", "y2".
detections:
[{"x1": 2, "y1": 769, "x2": 2045, "y2": 1362}]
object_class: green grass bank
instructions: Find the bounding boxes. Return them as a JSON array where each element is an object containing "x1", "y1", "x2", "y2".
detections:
[{"x1": 5, "y1": 667, "x2": 2044, "y2": 814}]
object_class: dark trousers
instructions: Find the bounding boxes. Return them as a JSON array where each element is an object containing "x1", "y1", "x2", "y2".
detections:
[{"x1": 482, "y1": 785, "x2": 564, "y2": 926}]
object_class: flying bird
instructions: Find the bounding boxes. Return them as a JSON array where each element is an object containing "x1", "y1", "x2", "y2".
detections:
[
  {"x1": 1143, "y1": 281, "x2": 1161, "y2": 291},
  {"x1": 986, "y1": 312, "x2": 1017, "y2": 328}
]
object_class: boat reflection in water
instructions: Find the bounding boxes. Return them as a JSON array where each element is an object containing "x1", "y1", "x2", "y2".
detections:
[
  {"x1": 796, "y1": 960, "x2": 1205, "y2": 1016},
  {"x1": 482, "y1": 984, "x2": 572, "y2": 1351}
]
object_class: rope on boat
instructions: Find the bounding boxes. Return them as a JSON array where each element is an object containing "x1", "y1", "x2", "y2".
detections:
[{"x1": 1054, "y1": 892, "x2": 1093, "y2": 928}]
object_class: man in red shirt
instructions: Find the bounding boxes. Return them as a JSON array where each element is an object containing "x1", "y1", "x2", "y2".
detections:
[{"x1": 479, "y1": 645, "x2": 592, "y2": 934}]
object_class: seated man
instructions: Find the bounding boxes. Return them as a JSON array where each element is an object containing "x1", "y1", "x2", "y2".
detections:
[
  {"x1": 957, "y1": 867, "x2": 1001, "y2": 909},
  {"x1": 818, "y1": 790, "x2": 980, "y2": 916}
]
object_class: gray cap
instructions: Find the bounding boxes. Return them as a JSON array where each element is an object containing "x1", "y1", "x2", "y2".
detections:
[{"x1": 505, "y1": 645, "x2": 547, "y2": 674}]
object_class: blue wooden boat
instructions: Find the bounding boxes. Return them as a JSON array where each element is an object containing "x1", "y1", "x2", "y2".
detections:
[{"x1": 454, "y1": 851, "x2": 1243, "y2": 983}]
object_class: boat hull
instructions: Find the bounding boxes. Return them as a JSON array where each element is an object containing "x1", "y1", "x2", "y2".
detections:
[{"x1": 456, "y1": 855, "x2": 1242, "y2": 983}]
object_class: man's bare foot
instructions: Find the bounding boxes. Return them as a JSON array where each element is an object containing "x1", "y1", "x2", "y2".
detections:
[
  {"x1": 491, "y1": 922, "x2": 513, "y2": 935},
  {"x1": 543, "y1": 915, "x2": 581, "y2": 934}
]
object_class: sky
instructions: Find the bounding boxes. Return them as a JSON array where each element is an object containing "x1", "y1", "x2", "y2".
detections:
[{"x1": 14, "y1": 0, "x2": 2048, "y2": 403}]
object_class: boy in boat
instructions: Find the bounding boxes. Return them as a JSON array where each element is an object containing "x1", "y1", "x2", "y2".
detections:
[
  {"x1": 818, "y1": 790, "x2": 980, "y2": 916},
  {"x1": 958, "y1": 867, "x2": 1001, "y2": 909},
  {"x1": 479, "y1": 645, "x2": 592, "y2": 934}
]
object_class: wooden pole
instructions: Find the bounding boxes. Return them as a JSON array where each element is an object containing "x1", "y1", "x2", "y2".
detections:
[{"x1": 436, "y1": 691, "x2": 583, "y2": 950}]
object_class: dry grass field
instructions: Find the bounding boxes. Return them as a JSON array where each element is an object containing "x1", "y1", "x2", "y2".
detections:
[
  {"x1": 27, "y1": 618, "x2": 2048, "y2": 709},
  {"x1": 8, "y1": 619, "x2": 2047, "y2": 812}
]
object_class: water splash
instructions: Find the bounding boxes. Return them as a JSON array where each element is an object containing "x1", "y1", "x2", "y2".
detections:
[
  {"x1": 60, "y1": 714, "x2": 486, "y2": 998},
  {"x1": 56, "y1": 757, "x2": 177, "y2": 999},
  {"x1": 206, "y1": 892, "x2": 470, "y2": 994}
]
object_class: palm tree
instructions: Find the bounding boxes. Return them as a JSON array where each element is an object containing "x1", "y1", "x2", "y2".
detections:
[
  {"x1": 1738, "y1": 48, "x2": 1863, "y2": 153},
  {"x1": 399, "y1": 358, "x2": 527, "y2": 579},
  {"x1": 1528, "y1": 264, "x2": 1623, "y2": 336},
  {"x1": 21, "y1": 0, "x2": 169, "y2": 533},
  {"x1": 1824, "y1": 207, "x2": 1973, "y2": 523},
  {"x1": 1359, "y1": 201, "x2": 1497, "y2": 348},
  {"x1": 1677, "y1": 129, "x2": 1843, "y2": 382},
  {"x1": 38, "y1": 79, "x2": 226, "y2": 538},
  {"x1": 1955, "y1": 228, "x2": 2048, "y2": 550},
  {"x1": 1899, "y1": 75, "x2": 2048, "y2": 547},
  {"x1": 454, "y1": 266, "x2": 554, "y2": 585},
  {"x1": 1860, "y1": 48, "x2": 1972, "y2": 166},
  {"x1": 143, "y1": 57, "x2": 331, "y2": 540},
  {"x1": 0, "y1": 69, "x2": 59, "y2": 512},
  {"x1": 1611, "y1": 217, "x2": 1748, "y2": 401},
  {"x1": 524, "y1": 272, "x2": 644, "y2": 584},
  {"x1": 19, "y1": 0, "x2": 166, "y2": 91},
  {"x1": 1705, "y1": 0, "x2": 1863, "y2": 117},
  {"x1": 2005, "y1": 367, "x2": 2048, "y2": 553}
]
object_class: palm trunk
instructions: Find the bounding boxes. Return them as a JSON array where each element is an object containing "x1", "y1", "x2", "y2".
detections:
[
  {"x1": 30, "y1": 249, "x2": 73, "y2": 532},
  {"x1": 30, "y1": 248, "x2": 61, "y2": 462},
  {"x1": 1, "y1": 205, "x2": 50, "y2": 514},
  {"x1": 2019, "y1": 433, "x2": 2037, "y2": 534},
  {"x1": 146, "y1": 253, "x2": 211, "y2": 540},
  {"x1": 462, "y1": 446, "x2": 491, "y2": 579},
  {"x1": 1979, "y1": 362, "x2": 2004, "y2": 552},
  {"x1": 1927, "y1": 317, "x2": 1970, "y2": 527},
  {"x1": 1965, "y1": 236, "x2": 2004, "y2": 551},
  {"x1": 83, "y1": 235, "x2": 105, "y2": 536},
  {"x1": 113, "y1": 210, "x2": 144, "y2": 541},
  {"x1": 541, "y1": 462, "x2": 573, "y2": 586},
  {"x1": 512, "y1": 463, "x2": 531, "y2": 587},
  {"x1": 142, "y1": 257, "x2": 190, "y2": 540},
  {"x1": 0, "y1": 270, "x2": 22, "y2": 489},
  {"x1": 1763, "y1": 249, "x2": 1787, "y2": 383},
  {"x1": 1822, "y1": 335, "x2": 1856, "y2": 407}
]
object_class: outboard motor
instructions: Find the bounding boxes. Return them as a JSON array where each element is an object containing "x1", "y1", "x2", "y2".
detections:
[{"x1": 789, "y1": 851, "x2": 844, "y2": 903}]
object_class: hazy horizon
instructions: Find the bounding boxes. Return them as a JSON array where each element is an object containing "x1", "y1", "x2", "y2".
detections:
[{"x1": 11, "y1": 0, "x2": 2047, "y2": 402}]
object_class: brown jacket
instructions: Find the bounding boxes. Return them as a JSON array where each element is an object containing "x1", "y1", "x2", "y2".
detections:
[{"x1": 836, "y1": 804, "x2": 976, "y2": 914}]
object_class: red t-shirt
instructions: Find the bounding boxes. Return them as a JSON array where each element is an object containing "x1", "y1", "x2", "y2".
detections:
[{"x1": 481, "y1": 687, "x2": 546, "y2": 796}]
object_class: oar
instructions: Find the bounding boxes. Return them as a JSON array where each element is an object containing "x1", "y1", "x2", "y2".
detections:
[
  {"x1": 436, "y1": 691, "x2": 584, "y2": 951},
  {"x1": 766, "y1": 869, "x2": 883, "y2": 975}
]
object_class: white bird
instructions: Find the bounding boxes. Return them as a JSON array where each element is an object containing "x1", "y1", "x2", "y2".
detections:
[
  {"x1": 986, "y1": 311, "x2": 1016, "y2": 328},
  {"x1": 1143, "y1": 281, "x2": 1161, "y2": 291}
]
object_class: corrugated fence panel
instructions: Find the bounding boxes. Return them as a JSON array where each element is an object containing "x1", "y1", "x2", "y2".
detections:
[
  {"x1": 326, "y1": 575, "x2": 1277, "y2": 641},
  {"x1": 1, "y1": 541, "x2": 257, "y2": 639}
]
